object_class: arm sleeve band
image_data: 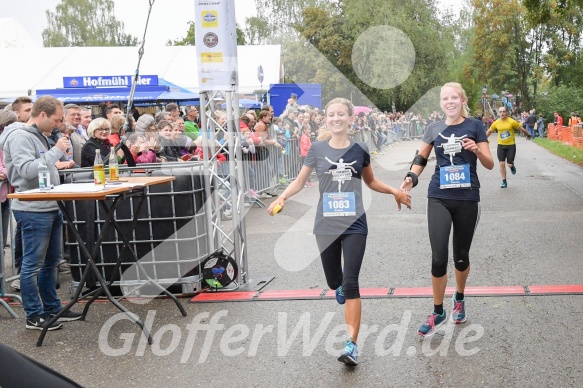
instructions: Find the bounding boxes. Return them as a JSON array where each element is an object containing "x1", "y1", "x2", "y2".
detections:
[
  {"x1": 411, "y1": 151, "x2": 427, "y2": 168},
  {"x1": 405, "y1": 171, "x2": 419, "y2": 188}
]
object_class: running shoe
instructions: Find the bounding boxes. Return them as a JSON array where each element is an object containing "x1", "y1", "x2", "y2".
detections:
[
  {"x1": 335, "y1": 286, "x2": 345, "y2": 305},
  {"x1": 510, "y1": 165, "x2": 516, "y2": 175},
  {"x1": 451, "y1": 294, "x2": 466, "y2": 324},
  {"x1": 418, "y1": 311, "x2": 446, "y2": 338},
  {"x1": 10, "y1": 278, "x2": 20, "y2": 291},
  {"x1": 500, "y1": 180, "x2": 507, "y2": 188},
  {"x1": 45, "y1": 310, "x2": 82, "y2": 322},
  {"x1": 338, "y1": 340, "x2": 358, "y2": 366},
  {"x1": 26, "y1": 316, "x2": 63, "y2": 331}
]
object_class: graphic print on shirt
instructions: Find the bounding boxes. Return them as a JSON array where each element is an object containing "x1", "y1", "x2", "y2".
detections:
[
  {"x1": 436, "y1": 132, "x2": 471, "y2": 189},
  {"x1": 323, "y1": 156, "x2": 357, "y2": 217},
  {"x1": 325, "y1": 156, "x2": 357, "y2": 192},
  {"x1": 436, "y1": 132, "x2": 467, "y2": 166}
]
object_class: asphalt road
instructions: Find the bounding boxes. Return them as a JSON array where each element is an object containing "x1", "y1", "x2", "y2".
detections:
[{"x1": 1, "y1": 136, "x2": 582, "y2": 387}]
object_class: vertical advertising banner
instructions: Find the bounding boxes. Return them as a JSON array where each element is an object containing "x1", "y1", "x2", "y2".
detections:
[{"x1": 195, "y1": 0, "x2": 238, "y2": 91}]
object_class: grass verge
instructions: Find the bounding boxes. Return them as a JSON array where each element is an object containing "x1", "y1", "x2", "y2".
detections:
[{"x1": 533, "y1": 138, "x2": 583, "y2": 167}]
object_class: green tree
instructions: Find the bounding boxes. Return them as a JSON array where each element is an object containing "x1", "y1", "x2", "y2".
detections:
[
  {"x1": 253, "y1": 0, "x2": 327, "y2": 43},
  {"x1": 167, "y1": 22, "x2": 246, "y2": 46},
  {"x1": 537, "y1": 84, "x2": 583, "y2": 123},
  {"x1": 289, "y1": 0, "x2": 453, "y2": 111},
  {"x1": 244, "y1": 17, "x2": 270, "y2": 45},
  {"x1": 472, "y1": 0, "x2": 536, "y2": 108},
  {"x1": 523, "y1": 0, "x2": 583, "y2": 23},
  {"x1": 43, "y1": 0, "x2": 137, "y2": 47}
]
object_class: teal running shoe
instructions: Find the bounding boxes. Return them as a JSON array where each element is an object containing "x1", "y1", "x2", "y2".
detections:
[
  {"x1": 510, "y1": 165, "x2": 516, "y2": 175},
  {"x1": 335, "y1": 286, "x2": 345, "y2": 305},
  {"x1": 451, "y1": 294, "x2": 467, "y2": 324},
  {"x1": 418, "y1": 311, "x2": 446, "y2": 338},
  {"x1": 338, "y1": 339, "x2": 358, "y2": 366},
  {"x1": 501, "y1": 180, "x2": 507, "y2": 188}
]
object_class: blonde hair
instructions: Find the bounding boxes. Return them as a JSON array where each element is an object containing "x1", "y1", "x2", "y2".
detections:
[
  {"x1": 87, "y1": 117, "x2": 110, "y2": 138},
  {"x1": 109, "y1": 115, "x2": 125, "y2": 134},
  {"x1": 441, "y1": 82, "x2": 469, "y2": 117},
  {"x1": 317, "y1": 98, "x2": 354, "y2": 141}
]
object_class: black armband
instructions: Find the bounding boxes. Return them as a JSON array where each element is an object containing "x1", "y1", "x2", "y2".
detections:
[
  {"x1": 405, "y1": 171, "x2": 419, "y2": 188},
  {"x1": 411, "y1": 150, "x2": 427, "y2": 168}
]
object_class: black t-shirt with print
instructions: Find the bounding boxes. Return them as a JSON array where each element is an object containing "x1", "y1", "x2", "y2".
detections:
[
  {"x1": 422, "y1": 118, "x2": 488, "y2": 202},
  {"x1": 304, "y1": 140, "x2": 370, "y2": 235}
]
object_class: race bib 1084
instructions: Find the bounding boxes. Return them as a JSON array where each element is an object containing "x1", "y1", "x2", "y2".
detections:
[{"x1": 440, "y1": 164, "x2": 471, "y2": 189}]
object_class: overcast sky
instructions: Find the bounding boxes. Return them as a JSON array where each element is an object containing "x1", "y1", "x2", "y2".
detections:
[
  {"x1": 1, "y1": 0, "x2": 458, "y2": 47},
  {"x1": 0, "y1": 0, "x2": 258, "y2": 47}
]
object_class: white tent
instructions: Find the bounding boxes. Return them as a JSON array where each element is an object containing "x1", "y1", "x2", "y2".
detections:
[
  {"x1": 0, "y1": 45, "x2": 282, "y2": 98},
  {"x1": 0, "y1": 18, "x2": 39, "y2": 49}
]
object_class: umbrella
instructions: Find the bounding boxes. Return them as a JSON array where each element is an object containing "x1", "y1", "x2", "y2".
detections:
[{"x1": 354, "y1": 106, "x2": 372, "y2": 115}]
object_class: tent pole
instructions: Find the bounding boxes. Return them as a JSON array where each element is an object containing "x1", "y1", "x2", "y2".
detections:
[{"x1": 124, "y1": 0, "x2": 156, "y2": 132}]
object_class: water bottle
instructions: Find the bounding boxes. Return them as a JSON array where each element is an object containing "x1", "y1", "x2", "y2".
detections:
[
  {"x1": 94, "y1": 149, "x2": 105, "y2": 186},
  {"x1": 108, "y1": 146, "x2": 119, "y2": 181},
  {"x1": 38, "y1": 151, "x2": 51, "y2": 191}
]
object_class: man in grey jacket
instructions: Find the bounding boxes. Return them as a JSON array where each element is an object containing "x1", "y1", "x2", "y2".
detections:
[{"x1": 0, "y1": 96, "x2": 81, "y2": 330}]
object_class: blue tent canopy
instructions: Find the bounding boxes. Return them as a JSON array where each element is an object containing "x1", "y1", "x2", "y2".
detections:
[{"x1": 35, "y1": 85, "x2": 199, "y2": 104}]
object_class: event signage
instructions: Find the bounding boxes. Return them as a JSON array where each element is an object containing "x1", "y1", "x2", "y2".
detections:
[
  {"x1": 194, "y1": 0, "x2": 238, "y2": 91},
  {"x1": 63, "y1": 75, "x2": 159, "y2": 88},
  {"x1": 257, "y1": 65, "x2": 264, "y2": 83}
]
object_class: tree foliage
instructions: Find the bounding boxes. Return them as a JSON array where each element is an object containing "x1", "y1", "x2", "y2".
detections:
[
  {"x1": 43, "y1": 0, "x2": 137, "y2": 47},
  {"x1": 472, "y1": 0, "x2": 535, "y2": 108},
  {"x1": 537, "y1": 84, "x2": 583, "y2": 123},
  {"x1": 260, "y1": 0, "x2": 455, "y2": 111}
]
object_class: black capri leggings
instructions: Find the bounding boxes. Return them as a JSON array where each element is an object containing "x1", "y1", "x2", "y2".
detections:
[
  {"x1": 427, "y1": 198, "x2": 480, "y2": 278},
  {"x1": 316, "y1": 234, "x2": 367, "y2": 300}
]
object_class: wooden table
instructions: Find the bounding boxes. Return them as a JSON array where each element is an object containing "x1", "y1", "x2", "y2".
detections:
[{"x1": 9, "y1": 176, "x2": 187, "y2": 346}]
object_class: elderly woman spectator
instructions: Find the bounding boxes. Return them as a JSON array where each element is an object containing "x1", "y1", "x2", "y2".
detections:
[
  {"x1": 126, "y1": 132, "x2": 157, "y2": 164},
  {"x1": 81, "y1": 118, "x2": 136, "y2": 167}
]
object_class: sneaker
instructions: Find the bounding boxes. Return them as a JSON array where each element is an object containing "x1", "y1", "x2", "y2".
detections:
[
  {"x1": 418, "y1": 311, "x2": 447, "y2": 338},
  {"x1": 510, "y1": 165, "x2": 516, "y2": 175},
  {"x1": 338, "y1": 340, "x2": 358, "y2": 366},
  {"x1": 58, "y1": 261, "x2": 71, "y2": 274},
  {"x1": 10, "y1": 278, "x2": 20, "y2": 291},
  {"x1": 500, "y1": 180, "x2": 507, "y2": 188},
  {"x1": 46, "y1": 310, "x2": 82, "y2": 322},
  {"x1": 335, "y1": 286, "x2": 345, "y2": 305},
  {"x1": 26, "y1": 316, "x2": 63, "y2": 331},
  {"x1": 257, "y1": 193, "x2": 272, "y2": 199},
  {"x1": 451, "y1": 294, "x2": 466, "y2": 324}
]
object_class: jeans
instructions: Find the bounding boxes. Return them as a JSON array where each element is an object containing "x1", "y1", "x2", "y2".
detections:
[
  {"x1": 526, "y1": 125, "x2": 535, "y2": 138},
  {"x1": 13, "y1": 210, "x2": 63, "y2": 319},
  {"x1": 13, "y1": 220, "x2": 22, "y2": 272}
]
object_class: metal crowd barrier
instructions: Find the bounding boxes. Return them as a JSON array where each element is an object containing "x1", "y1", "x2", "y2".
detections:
[
  {"x1": 60, "y1": 163, "x2": 209, "y2": 296},
  {"x1": 3, "y1": 141, "x2": 307, "y2": 297}
]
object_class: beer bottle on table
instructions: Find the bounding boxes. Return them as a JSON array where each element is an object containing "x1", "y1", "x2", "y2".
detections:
[
  {"x1": 94, "y1": 149, "x2": 105, "y2": 186},
  {"x1": 38, "y1": 151, "x2": 51, "y2": 191},
  {"x1": 108, "y1": 146, "x2": 119, "y2": 181}
]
